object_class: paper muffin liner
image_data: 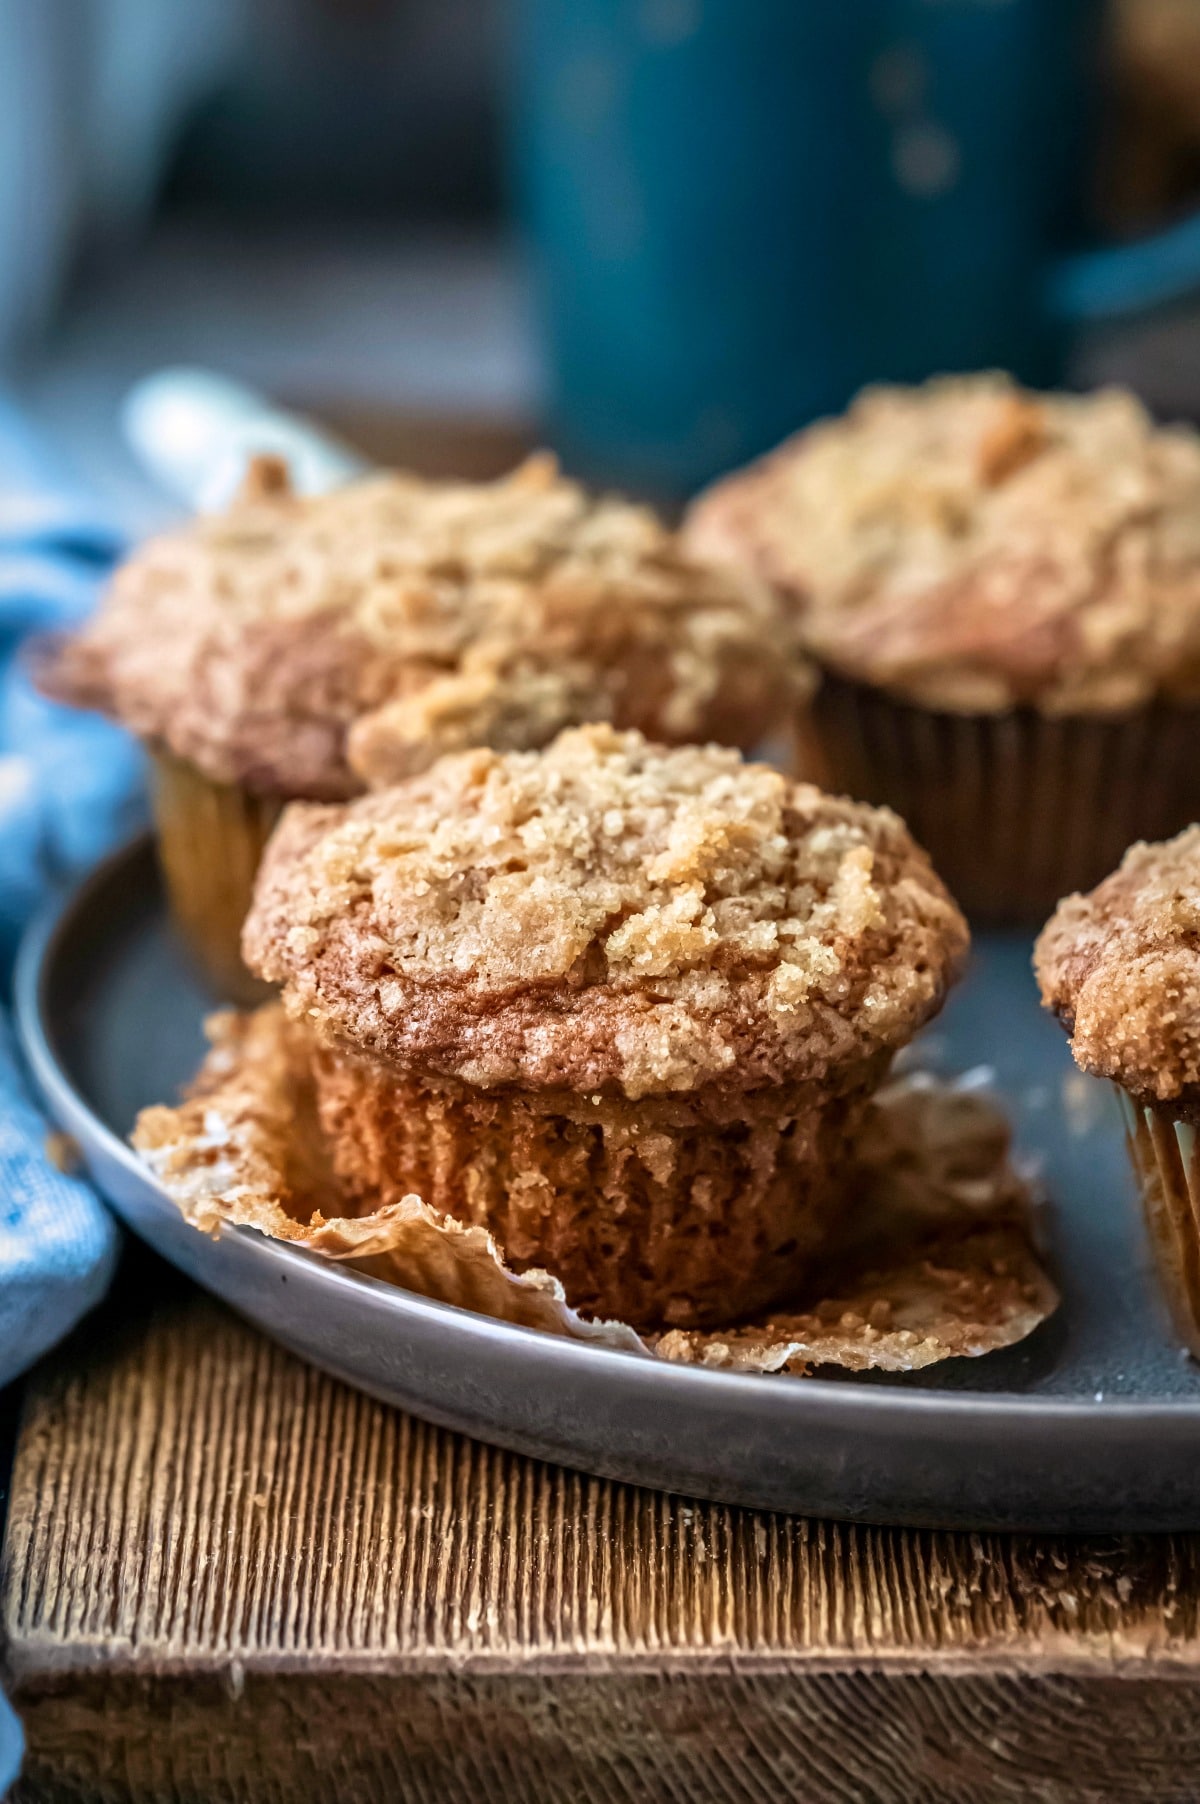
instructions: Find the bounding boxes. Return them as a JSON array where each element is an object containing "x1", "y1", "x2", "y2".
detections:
[
  {"x1": 798, "y1": 674, "x2": 1200, "y2": 925},
  {"x1": 310, "y1": 1041, "x2": 886, "y2": 1330},
  {"x1": 133, "y1": 1007, "x2": 1057, "y2": 1376},
  {"x1": 1118, "y1": 1091, "x2": 1200, "y2": 1359},
  {"x1": 149, "y1": 751, "x2": 284, "y2": 1003}
]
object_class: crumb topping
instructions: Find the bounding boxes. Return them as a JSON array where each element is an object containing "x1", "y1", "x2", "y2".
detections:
[
  {"x1": 1035, "y1": 826, "x2": 1200, "y2": 1108},
  {"x1": 244, "y1": 724, "x2": 967, "y2": 1097},
  {"x1": 37, "y1": 454, "x2": 797, "y2": 798},
  {"x1": 686, "y1": 375, "x2": 1200, "y2": 714}
]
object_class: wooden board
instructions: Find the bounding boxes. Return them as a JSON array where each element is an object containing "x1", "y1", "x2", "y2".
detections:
[{"x1": 6, "y1": 1259, "x2": 1200, "y2": 1803}]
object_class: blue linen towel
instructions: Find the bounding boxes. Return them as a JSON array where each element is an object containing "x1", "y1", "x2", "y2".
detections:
[{"x1": 0, "y1": 395, "x2": 145, "y2": 1796}]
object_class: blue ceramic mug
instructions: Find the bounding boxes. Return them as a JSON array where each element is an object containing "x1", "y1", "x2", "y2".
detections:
[{"x1": 510, "y1": 0, "x2": 1200, "y2": 496}]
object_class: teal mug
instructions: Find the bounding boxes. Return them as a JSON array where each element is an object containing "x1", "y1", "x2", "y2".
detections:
[{"x1": 510, "y1": 0, "x2": 1200, "y2": 496}]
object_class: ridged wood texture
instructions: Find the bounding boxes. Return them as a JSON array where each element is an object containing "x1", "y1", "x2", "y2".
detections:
[{"x1": 6, "y1": 1291, "x2": 1200, "y2": 1803}]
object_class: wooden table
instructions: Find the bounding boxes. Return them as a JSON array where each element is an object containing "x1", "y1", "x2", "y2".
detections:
[{"x1": 3, "y1": 1247, "x2": 1200, "y2": 1804}]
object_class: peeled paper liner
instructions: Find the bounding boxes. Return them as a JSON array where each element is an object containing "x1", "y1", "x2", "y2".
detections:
[{"x1": 134, "y1": 1007, "x2": 1058, "y2": 1376}]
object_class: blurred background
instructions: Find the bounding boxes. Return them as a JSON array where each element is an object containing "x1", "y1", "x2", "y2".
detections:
[{"x1": 5, "y1": 0, "x2": 1200, "y2": 523}]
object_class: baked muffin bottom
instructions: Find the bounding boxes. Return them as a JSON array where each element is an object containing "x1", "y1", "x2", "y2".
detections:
[
  {"x1": 799, "y1": 672, "x2": 1200, "y2": 924},
  {"x1": 310, "y1": 1042, "x2": 891, "y2": 1330},
  {"x1": 150, "y1": 750, "x2": 282, "y2": 1003}
]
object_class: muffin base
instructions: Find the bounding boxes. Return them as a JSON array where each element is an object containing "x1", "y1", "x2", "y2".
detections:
[
  {"x1": 1119, "y1": 1092, "x2": 1200, "y2": 1360},
  {"x1": 150, "y1": 751, "x2": 283, "y2": 1003},
  {"x1": 800, "y1": 674, "x2": 1200, "y2": 925},
  {"x1": 136, "y1": 1006, "x2": 1057, "y2": 1372},
  {"x1": 311, "y1": 1042, "x2": 889, "y2": 1330}
]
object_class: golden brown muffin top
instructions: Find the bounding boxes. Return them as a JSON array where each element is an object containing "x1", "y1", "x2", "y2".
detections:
[
  {"x1": 686, "y1": 375, "x2": 1200, "y2": 714},
  {"x1": 39, "y1": 454, "x2": 797, "y2": 800},
  {"x1": 1035, "y1": 826, "x2": 1200, "y2": 1111},
  {"x1": 244, "y1": 724, "x2": 967, "y2": 1098}
]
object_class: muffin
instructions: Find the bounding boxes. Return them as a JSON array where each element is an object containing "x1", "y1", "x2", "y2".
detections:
[
  {"x1": 241, "y1": 723, "x2": 968, "y2": 1329},
  {"x1": 39, "y1": 453, "x2": 796, "y2": 997},
  {"x1": 685, "y1": 374, "x2": 1200, "y2": 922},
  {"x1": 1036, "y1": 829, "x2": 1200, "y2": 1354}
]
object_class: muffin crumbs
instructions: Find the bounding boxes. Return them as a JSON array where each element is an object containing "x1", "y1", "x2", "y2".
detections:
[{"x1": 244, "y1": 724, "x2": 967, "y2": 1097}]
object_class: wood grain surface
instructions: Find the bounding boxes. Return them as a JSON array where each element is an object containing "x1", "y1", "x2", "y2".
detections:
[{"x1": 5, "y1": 1270, "x2": 1200, "y2": 1803}]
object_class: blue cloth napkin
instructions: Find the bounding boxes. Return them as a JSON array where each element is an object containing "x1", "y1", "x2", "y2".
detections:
[{"x1": 0, "y1": 397, "x2": 145, "y2": 1795}]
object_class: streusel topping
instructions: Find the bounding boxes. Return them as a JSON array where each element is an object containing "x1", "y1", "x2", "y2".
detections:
[
  {"x1": 686, "y1": 375, "x2": 1200, "y2": 713},
  {"x1": 40, "y1": 455, "x2": 795, "y2": 798},
  {"x1": 1036, "y1": 827, "x2": 1200, "y2": 1108},
  {"x1": 245, "y1": 724, "x2": 967, "y2": 1097}
]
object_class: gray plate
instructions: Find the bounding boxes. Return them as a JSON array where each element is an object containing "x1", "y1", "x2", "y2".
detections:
[{"x1": 15, "y1": 836, "x2": 1200, "y2": 1530}]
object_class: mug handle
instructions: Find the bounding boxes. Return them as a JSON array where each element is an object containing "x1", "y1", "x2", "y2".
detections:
[{"x1": 1047, "y1": 209, "x2": 1200, "y2": 321}]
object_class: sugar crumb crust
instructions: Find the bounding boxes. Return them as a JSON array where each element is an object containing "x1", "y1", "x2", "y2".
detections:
[
  {"x1": 686, "y1": 375, "x2": 1200, "y2": 714},
  {"x1": 1036, "y1": 825, "x2": 1200, "y2": 1109},
  {"x1": 245, "y1": 724, "x2": 968, "y2": 1097},
  {"x1": 40, "y1": 455, "x2": 798, "y2": 796}
]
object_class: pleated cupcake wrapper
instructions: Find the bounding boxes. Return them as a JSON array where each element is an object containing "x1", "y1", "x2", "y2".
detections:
[
  {"x1": 1118, "y1": 1091, "x2": 1200, "y2": 1359},
  {"x1": 309, "y1": 1041, "x2": 881, "y2": 1331},
  {"x1": 150, "y1": 751, "x2": 283, "y2": 1003},
  {"x1": 132, "y1": 1006, "x2": 1057, "y2": 1377},
  {"x1": 803, "y1": 676, "x2": 1200, "y2": 926}
]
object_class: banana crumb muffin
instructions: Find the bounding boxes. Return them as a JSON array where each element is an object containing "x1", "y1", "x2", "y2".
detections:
[
  {"x1": 243, "y1": 723, "x2": 967, "y2": 1327},
  {"x1": 687, "y1": 375, "x2": 1200, "y2": 919},
  {"x1": 40, "y1": 453, "x2": 795, "y2": 995},
  {"x1": 1036, "y1": 829, "x2": 1200, "y2": 1353}
]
